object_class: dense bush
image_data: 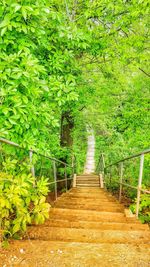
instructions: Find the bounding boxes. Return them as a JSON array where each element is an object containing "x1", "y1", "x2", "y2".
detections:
[
  {"x1": 0, "y1": 168, "x2": 50, "y2": 245},
  {"x1": 130, "y1": 194, "x2": 150, "y2": 224}
]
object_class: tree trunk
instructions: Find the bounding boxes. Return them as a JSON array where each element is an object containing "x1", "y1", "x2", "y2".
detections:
[{"x1": 60, "y1": 111, "x2": 74, "y2": 148}]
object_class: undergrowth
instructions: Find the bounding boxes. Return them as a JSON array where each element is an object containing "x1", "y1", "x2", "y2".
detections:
[{"x1": 0, "y1": 159, "x2": 51, "y2": 247}]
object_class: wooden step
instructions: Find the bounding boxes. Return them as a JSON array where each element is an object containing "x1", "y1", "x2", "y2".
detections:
[
  {"x1": 76, "y1": 182, "x2": 99, "y2": 185},
  {"x1": 25, "y1": 226, "x2": 150, "y2": 244},
  {"x1": 60, "y1": 196, "x2": 118, "y2": 203},
  {"x1": 63, "y1": 189, "x2": 113, "y2": 194},
  {"x1": 76, "y1": 180, "x2": 99, "y2": 183},
  {"x1": 54, "y1": 203, "x2": 123, "y2": 212},
  {"x1": 56, "y1": 198, "x2": 121, "y2": 206},
  {"x1": 76, "y1": 177, "x2": 99, "y2": 180},
  {"x1": 76, "y1": 184, "x2": 100, "y2": 187},
  {"x1": 77, "y1": 176, "x2": 99, "y2": 178},
  {"x1": 76, "y1": 179, "x2": 99, "y2": 183},
  {"x1": 43, "y1": 219, "x2": 149, "y2": 231},
  {"x1": 55, "y1": 202, "x2": 123, "y2": 209},
  {"x1": 60, "y1": 197, "x2": 118, "y2": 203},
  {"x1": 66, "y1": 193, "x2": 117, "y2": 200},
  {"x1": 50, "y1": 208, "x2": 127, "y2": 222},
  {"x1": 50, "y1": 208, "x2": 141, "y2": 224}
]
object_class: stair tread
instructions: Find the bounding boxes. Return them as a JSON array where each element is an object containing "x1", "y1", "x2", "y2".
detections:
[
  {"x1": 25, "y1": 226, "x2": 150, "y2": 244},
  {"x1": 56, "y1": 200, "x2": 123, "y2": 206},
  {"x1": 60, "y1": 197, "x2": 118, "y2": 203},
  {"x1": 54, "y1": 206, "x2": 123, "y2": 212},
  {"x1": 51, "y1": 207, "x2": 125, "y2": 216},
  {"x1": 1, "y1": 241, "x2": 150, "y2": 267},
  {"x1": 43, "y1": 219, "x2": 149, "y2": 230}
]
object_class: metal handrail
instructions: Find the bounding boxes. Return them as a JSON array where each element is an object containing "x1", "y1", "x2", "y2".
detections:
[
  {"x1": 0, "y1": 137, "x2": 75, "y2": 199},
  {"x1": 97, "y1": 149, "x2": 150, "y2": 218},
  {"x1": 96, "y1": 152, "x2": 105, "y2": 172},
  {"x1": 0, "y1": 138, "x2": 72, "y2": 166},
  {"x1": 105, "y1": 148, "x2": 150, "y2": 169}
]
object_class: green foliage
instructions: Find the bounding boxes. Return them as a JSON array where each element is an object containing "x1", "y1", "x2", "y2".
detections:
[
  {"x1": 0, "y1": 164, "x2": 50, "y2": 242},
  {"x1": 0, "y1": 0, "x2": 149, "y2": 156},
  {"x1": 130, "y1": 194, "x2": 150, "y2": 223},
  {"x1": 0, "y1": 0, "x2": 149, "y2": 225}
]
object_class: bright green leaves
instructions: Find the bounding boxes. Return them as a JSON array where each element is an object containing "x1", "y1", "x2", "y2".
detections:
[
  {"x1": 32, "y1": 196, "x2": 50, "y2": 224},
  {"x1": 0, "y1": 0, "x2": 149, "y2": 168},
  {"x1": 36, "y1": 177, "x2": 50, "y2": 196},
  {"x1": 130, "y1": 194, "x2": 150, "y2": 223},
  {"x1": 0, "y1": 0, "x2": 86, "y2": 151},
  {"x1": 0, "y1": 168, "x2": 51, "y2": 241}
]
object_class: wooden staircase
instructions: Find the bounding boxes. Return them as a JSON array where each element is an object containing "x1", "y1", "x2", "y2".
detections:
[
  {"x1": 1, "y1": 175, "x2": 150, "y2": 266},
  {"x1": 76, "y1": 174, "x2": 100, "y2": 187}
]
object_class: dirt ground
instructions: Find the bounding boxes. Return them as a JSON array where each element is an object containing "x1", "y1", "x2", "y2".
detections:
[{"x1": 0, "y1": 240, "x2": 150, "y2": 267}]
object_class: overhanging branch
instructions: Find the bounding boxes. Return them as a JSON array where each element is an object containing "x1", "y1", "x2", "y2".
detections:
[{"x1": 139, "y1": 68, "x2": 150, "y2": 78}]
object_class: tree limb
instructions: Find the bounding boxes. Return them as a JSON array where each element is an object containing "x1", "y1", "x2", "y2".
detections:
[{"x1": 139, "y1": 68, "x2": 150, "y2": 77}]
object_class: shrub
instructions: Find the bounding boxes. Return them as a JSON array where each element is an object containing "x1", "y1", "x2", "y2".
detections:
[
  {"x1": 130, "y1": 194, "x2": 150, "y2": 223},
  {"x1": 0, "y1": 171, "x2": 51, "y2": 245}
]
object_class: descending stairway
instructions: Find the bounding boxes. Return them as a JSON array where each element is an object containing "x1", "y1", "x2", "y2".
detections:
[
  {"x1": 76, "y1": 174, "x2": 100, "y2": 188},
  {"x1": 1, "y1": 175, "x2": 150, "y2": 266}
]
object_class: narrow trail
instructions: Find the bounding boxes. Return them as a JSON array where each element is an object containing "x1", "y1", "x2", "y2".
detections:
[
  {"x1": 84, "y1": 128, "x2": 95, "y2": 174},
  {"x1": 0, "y1": 175, "x2": 150, "y2": 266}
]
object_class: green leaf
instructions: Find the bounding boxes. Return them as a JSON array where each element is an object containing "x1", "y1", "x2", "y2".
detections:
[
  {"x1": 8, "y1": 118, "x2": 17, "y2": 125},
  {"x1": 22, "y1": 96, "x2": 28, "y2": 104},
  {"x1": 22, "y1": 7, "x2": 27, "y2": 20},
  {"x1": 14, "y1": 4, "x2": 22, "y2": 12},
  {"x1": 12, "y1": 223, "x2": 20, "y2": 234},
  {"x1": 1, "y1": 27, "x2": 7, "y2": 36}
]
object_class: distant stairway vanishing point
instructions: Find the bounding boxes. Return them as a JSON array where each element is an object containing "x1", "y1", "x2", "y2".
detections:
[{"x1": 1, "y1": 174, "x2": 150, "y2": 267}]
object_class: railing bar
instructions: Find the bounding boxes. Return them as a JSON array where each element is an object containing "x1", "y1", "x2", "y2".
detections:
[
  {"x1": 140, "y1": 189, "x2": 150, "y2": 194},
  {"x1": 105, "y1": 148, "x2": 150, "y2": 169},
  {"x1": 0, "y1": 138, "x2": 24, "y2": 149},
  {"x1": 48, "y1": 178, "x2": 73, "y2": 185},
  {"x1": 49, "y1": 181, "x2": 56, "y2": 185},
  {"x1": 120, "y1": 183, "x2": 137, "y2": 190},
  {"x1": 106, "y1": 180, "x2": 150, "y2": 193},
  {"x1": 49, "y1": 178, "x2": 73, "y2": 184},
  {"x1": 0, "y1": 138, "x2": 72, "y2": 167},
  {"x1": 56, "y1": 179, "x2": 68, "y2": 183},
  {"x1": 0, "y1": 177, "x2": 73, "y2": 185},
  {"x1": 115, "y1": 181, "x2": 138, "y2": 190}
]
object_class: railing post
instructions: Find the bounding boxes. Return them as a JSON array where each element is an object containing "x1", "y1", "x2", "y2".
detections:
[
  {"x1": 99, "y1": 173, "x2": 104, "y2": 188},
  {"x1": 53, "y1": 161, "x2": 57, "y2": 200},
  {"x1": 101, "y1": 153, "x2": 105, "y2": 187},
  {"x1": 136, "y1": 154, "x2": 144, "y2": 218},
  {"x1": 119, "y1": 162, "x2": 123, "y2": 202},
  {"x1": 73, "y1": 173, "x2": 77, "y2": 187},
  {"x1": 109, "y1": 166, "x2": 112, "y2": 186},
  {"x1": 72, "y1": 154, "x2": 76, "y2": 177},
  {"x1": 65, "y1": 164, "x2": 67, "y2": 192},
  {"x1": 29, "y1": 150, "x2": 35, "y2": 177},
  {"x1": 102, "y1": 153, "x2": 105, "y2": 168}
]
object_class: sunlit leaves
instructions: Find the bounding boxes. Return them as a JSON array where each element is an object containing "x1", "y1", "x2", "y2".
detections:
[{"x1": 0, "y1": 168, "x2": 50, "y2": 240}]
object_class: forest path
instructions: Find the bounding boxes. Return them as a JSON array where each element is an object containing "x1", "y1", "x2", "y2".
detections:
[
  {"x1": 84, "y1": 128, "x2": 95, "y2": 174},
  {"x1": 1, "y1": 185, "x2": 150, "y2": 267}
]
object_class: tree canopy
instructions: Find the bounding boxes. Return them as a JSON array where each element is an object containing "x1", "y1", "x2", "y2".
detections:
[{"x1": 0, "y1": 0, "x2": 149, "y2": 163}]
